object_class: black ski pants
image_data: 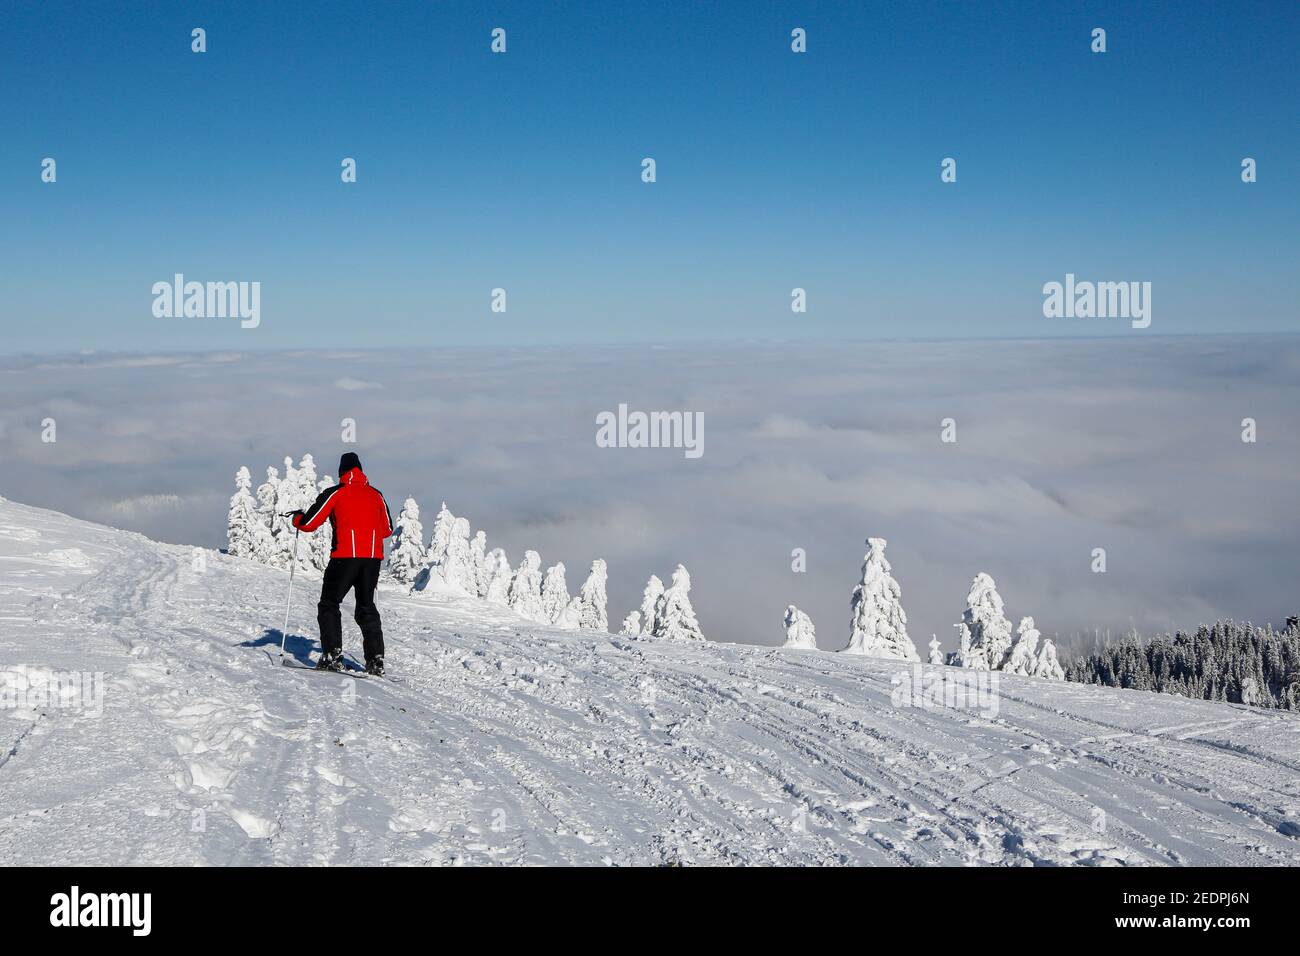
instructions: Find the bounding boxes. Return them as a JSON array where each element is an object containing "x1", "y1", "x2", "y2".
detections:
[{"x1": 317, "y1": 557, "x2": 385, "y2": 661}]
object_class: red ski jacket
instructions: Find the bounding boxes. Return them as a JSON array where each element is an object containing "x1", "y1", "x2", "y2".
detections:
[{"x1": 292, "y1": 467, "x2": 394, "y2": 560}]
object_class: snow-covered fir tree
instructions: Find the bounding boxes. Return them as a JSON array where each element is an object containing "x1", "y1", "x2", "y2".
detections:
[
  {"x1": 440, "y1": 516, "x2": 475, "y2": 592},
  {"x1": 279, "y1": 456, "x2": 301, "y2": 508},
  {"x1": 482, "y1": 548, "x2": 511, "y2": 605},
  {"x1": 557, "y1": 597, "x2": 584, "y2": 629},
  {"x1": 619, "y1": 611, "x2": 642, "y2": 637},
  {"x1": 426, "y1": 502, "x2": 455, "y2": 572},
  {"x1": 782, "y1": 605, "x2": 817, "y2": 649},
  {"x1": 252, "y1": 468, "x2": 278, "y2": 520},
  {"x1": 654, "y1": 565, "x2": 704, "y2": 641},
  {"x1": 928, "y1": 635, "x2": 945, "y2": 665},
  {"x1": 540, "y1": 562, "x2": 571, "y2": 624},
  {"x1": 959, "y1": 572, "x2": 1013, "y2": 670},
  {"x1": 470, "y1": 530, "x2": 488, "y2": 597},
  {"x1": 1004, "y1": 616, "x2": 1041, "y2": 676},
  {"x1": 265, "y1": 456, "x2": 326, "y2": 571},
  {"x1": 309, "y1": 474, "x2": 334, "y2": 570},
  {"x1": 294, "y1": 454, "x2": 319, "y2": 510},
  {"x1": 386, "y1": 497, "x2": 427, "y2": 586},
  {"x1": 274, "y1": 456, "x2": 304, "y2": 568},
  {"x1": 1004, "y1": 616, "x2": 1063, "y2": 679},
  {"x1": 255, "y1": 466, "x2": 284, "y2": 567},
  {"x1": 637, "y1": 575, "x2": 664, "y2": 639},
  {"x1": 508, "y1": 550, "x2": 544, "y2": 620},
  {"x1": 843, "y1": 538, "x2": 919, "y2": 660},
  {"x1": 571, "y1": 559, "x2": 608, "y2": 631},
  {"x1": 280, "y1": 455, "x2": 298, "y2": 497},
  {"x1": 255, "y1": 465, "x2": 279, "y2": 515},
  {"x1": 947, "y1": 622, "x2": 976, "y2": 668},
  {"x1": 227, "y1": 467, "x2": 259, "y2": 559},
  {"x1": 1032, "y1": 639, "x2": 1065, "y2": 681}
]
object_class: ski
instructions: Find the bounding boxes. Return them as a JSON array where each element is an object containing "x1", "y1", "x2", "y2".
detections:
[
  {"x1": 280, "y1": 657, "x2": 403, "y2": 683},
  {"x1": 345, "y1": 655, "x2": 403, "y2": 683},
  {"x1": 281, "y1": 658, "x2": 368, "y2": 679}
]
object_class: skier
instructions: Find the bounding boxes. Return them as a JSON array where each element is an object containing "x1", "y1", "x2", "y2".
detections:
[{"x1": 290, "y1": 452, "x2": 394, "y2": 675}]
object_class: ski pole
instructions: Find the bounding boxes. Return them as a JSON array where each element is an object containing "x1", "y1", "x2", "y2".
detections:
[{"x1": 278, "y1": 517, "x2": 301, "y2": 660}]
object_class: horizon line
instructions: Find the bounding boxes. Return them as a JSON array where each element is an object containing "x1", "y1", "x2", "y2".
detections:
[{"x1": 4, "y1": 329, "x2": 1296, "y2": 362}]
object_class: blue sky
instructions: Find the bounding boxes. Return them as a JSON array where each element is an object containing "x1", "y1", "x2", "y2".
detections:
[{"x1": 3, "y1": 0, "x2": 1297, "y2": 352}]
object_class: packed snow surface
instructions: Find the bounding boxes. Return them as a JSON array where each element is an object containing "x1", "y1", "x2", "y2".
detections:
[{"x1": 1, "y1": 497, "x2": 1298, "y2": 866}]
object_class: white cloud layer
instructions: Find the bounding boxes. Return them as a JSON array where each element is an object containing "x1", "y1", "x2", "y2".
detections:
[{"x1": 1, "y1": 337, "x2": 1296, "y2": 655}]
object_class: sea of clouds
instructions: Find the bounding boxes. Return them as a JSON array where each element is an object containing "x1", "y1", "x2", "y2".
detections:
[{"x1": 2, "y1": 336, "x2": 1296, "y2": 656}]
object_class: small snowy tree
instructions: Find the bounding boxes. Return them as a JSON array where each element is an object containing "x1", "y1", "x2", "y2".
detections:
[
  {"x1": 508, "y1": 550, "x2": 544, "y2": 620},
  {"x1": 281, "y1": 455, "x2": 299, "y2": 495},
  {"x1": 558, "y1": 596, "x2": 584, "y2": 629},
  {"x1": 654, "y1": 565, "x2": 704, "y2": 641},
  {"x1": 255, "y1": 465, "x2": 280, "y2": 517},
  {"x1": 274, "y1": 456, "x2": 307, "y2": 568},
  {"x1": 1032, "y1": 638, "x2": 1065, "y2": 681},
  {"x1": 426, "y1": 502, "x2": 455, "y2": 571},
  {"x1": 782, "y1": 605, "x2": 817, "y2": 649},
  {"x1": 960, "y1": 572, "x2": 1013, "y2": 670},
  {"x1": 1240, "y1": 676, "x2": 1261, "y2": 707},
  {"x1": 255, "y1": 466, "x2": 285, "y2": 568},
  {"x1": 309, "y1": 475, "x2": 334, "y2": 570},
  {"x1": 843, "y1": 538, "x2": 919, "y2": 660},
  {"x1": 470, "y1": 530, "x2": 488, "y2": 597},
  {"x1": 572, "y1": 559, "x2": 609, "y2": 631},
  {"x1": 483, "y1": 548, "x2": 512, "y2": 605},
  {"x1": 928, "y1": 636, "x2": 945, "y2": 665},
  {"x1": 638, "y1": 575, "x2": 664, "y2": 639},
  {"x1": 1004, "y1": 616, "x2": 1041, "y2": 676},
  {"x1": 227, "y1": 467, "x2": 260, "y2": 559},
  {"x1": 279, "y1": 455, "x2": 300, "y2": 507},
  {"x1": 294, "y1": 454, "x2": 319, "y2": 508},
  {"x1": 386, "y1": 497, "x2": 427, "y2": 586},
  {"x1": 540, "y1": 562, "x2": 571, "y2": 624},
  {"x1": 947, "y1": 622, "x2": 976, "y2": 667},
  {"x1": 441, "y1": 516, "x2": 474, "y2": 592},
  {"x1": 620, "y1": 611, "x2": 642, "y2": 637}
]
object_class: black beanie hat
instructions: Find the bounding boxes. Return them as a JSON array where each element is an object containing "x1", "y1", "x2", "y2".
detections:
[{"x1": 338, "y1": 452, "x2": 362, "y2": 475}]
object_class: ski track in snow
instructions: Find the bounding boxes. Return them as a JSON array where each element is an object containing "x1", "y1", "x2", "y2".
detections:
[{"x1": 0, "y1": 497, "x2": 1298, "y2": 866}]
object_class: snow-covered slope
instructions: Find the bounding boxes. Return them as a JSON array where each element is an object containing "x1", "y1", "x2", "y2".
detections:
[{"x1": 1, "y1": 497, "x2": 1298, "y2": 866}]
